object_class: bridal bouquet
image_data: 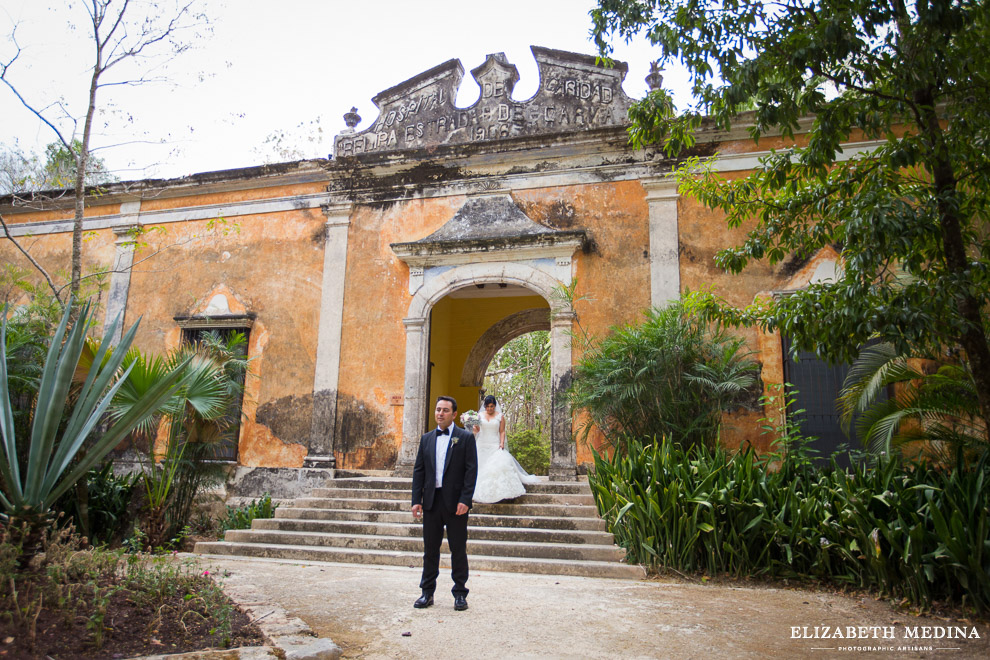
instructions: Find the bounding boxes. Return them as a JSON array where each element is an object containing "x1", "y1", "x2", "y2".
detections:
[{"x1": 460, "y1": 410, "x2": 480, "y2": 428}]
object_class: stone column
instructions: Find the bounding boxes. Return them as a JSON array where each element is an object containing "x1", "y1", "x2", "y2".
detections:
[
  {"x1": 549, "y1": 308, "x2": 577, "y2": 481},
  {"x1": 643, "y1": 177, "x2": 681, "y2": 307},
  {"x1": 394, "y1": 316, "x2": 430, "y2": 475},
  {"x1": 306, "y1": 201, "x2": 353, "y2": 469},
  {"x1": 103, "y1": 202, "x2": 141, "y2": 345}
]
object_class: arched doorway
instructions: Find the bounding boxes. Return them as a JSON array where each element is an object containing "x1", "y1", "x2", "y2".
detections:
[
  {"x1": 427, "y1": 287, "x2": 549, "y2": 418},
  {"x1": 394, "y1": 261, "x2": 578, "y2": 480}
]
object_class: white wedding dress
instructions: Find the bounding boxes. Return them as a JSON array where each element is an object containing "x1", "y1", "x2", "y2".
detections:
[{"x1": 472, "y1": 413, "x2": 540, "y2": 503}]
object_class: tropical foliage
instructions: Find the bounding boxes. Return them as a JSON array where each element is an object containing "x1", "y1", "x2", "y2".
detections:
[
  {"x1": 569, "y1": 302, "x2": 759, "y2": 450},
  {"x1": 483, "y1": 330, "x2": 551, "y2": 442},
  {"x1": 217, "y1": 492, "x2": 278, "y2": 538},
  {"x1": 113, "y1": 330, "x2": 250, "y2": 549},
  {"x1": 55, "y1": 462, "x2": 140, "y2": 546},
  {"x1": 0, "y1": 301, "x2": 188, "y2": 558},
  {"x1": 591, "y1": 436, "x2": 990, "y2": 613},
  {"x1": 839, "y1": 342, "x2": 985, "y2": 462},
  {"x1": 507, "y1": 429, "x2": 551, "y2": 476},
  {"x1": 591, "y1": 0, "x2": 990, "y2": 439}
]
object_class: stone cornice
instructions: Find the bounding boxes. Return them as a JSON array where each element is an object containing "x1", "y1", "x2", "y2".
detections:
[
  {"x1": 391, "y1": 231, "x2": 586, "y2": 268},
  {"x1": 0, "y1": 159, "x2": 331, "y2": 216},
  {"x1": 2, "y1": 192, "x2": 329, "y2": 237}
]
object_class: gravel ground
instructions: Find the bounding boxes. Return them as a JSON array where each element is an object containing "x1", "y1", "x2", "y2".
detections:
[{"x1": 195, "y1": 555, "x2": 989, "y2": 660}]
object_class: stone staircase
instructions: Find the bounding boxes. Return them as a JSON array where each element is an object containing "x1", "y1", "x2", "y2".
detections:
[{"x1": 195, "y1": 476, "x2": 644, "y2": 580}]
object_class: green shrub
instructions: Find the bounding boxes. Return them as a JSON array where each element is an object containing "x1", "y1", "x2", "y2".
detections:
[
  {"x1": 55, "y1": 463, "x2": 140, "y2": 546},
  {"x1": 508, "y1": 429, "x2": 550, "y2": 475},
  {"x1": 569, "y1": 301, "x2": 759, "y2": 451},
  {"x1": 590, "y1": 437, "x2": 990, "y2": 613},
  {"x1": 217, "y1": 493, "x2": 278, "y2": 538}
]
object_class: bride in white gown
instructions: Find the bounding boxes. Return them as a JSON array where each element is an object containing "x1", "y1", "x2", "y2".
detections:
[{"x1": 471, "y1": 395, "x2": 540, "y2": 503}]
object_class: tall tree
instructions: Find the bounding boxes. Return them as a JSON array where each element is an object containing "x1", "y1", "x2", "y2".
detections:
[
  {"x1": 0, "y1": 140, "x2": 116, "y2": 194},
  {"x1": 1, "y1": 0, "x2": 209, "y2": 303},
  {"x1": 592, "y1": 0, "x2": 990, "y2": 438}
]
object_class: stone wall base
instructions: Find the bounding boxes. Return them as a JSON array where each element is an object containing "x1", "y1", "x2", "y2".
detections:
[{"x1": 225, "y1": 466, "x2": 337, "y2": 500}]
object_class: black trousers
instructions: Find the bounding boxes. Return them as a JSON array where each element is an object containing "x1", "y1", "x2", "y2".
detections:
[{"x1": 419, "y1": 488, "x2": 469, "y2": 597}]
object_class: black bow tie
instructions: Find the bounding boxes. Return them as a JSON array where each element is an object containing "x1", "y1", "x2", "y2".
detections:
[{"x1": 438, "y1": 427, "x2": 449, "y2": 436}]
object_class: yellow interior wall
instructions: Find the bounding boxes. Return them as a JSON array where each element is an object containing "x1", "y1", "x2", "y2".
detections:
[{"x1": 428, "y1": 292, "x2": 547, "y2": 428}]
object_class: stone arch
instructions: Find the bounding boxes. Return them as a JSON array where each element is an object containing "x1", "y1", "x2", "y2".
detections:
[
  {"x1": 459, "y1": 308, "x2": 551, "y2": 387},
  {"x1": 406, "y1": 262, "x2": 567, "y2": 320},
  {"x1": 396, "y1": 261, "x2": 576, "y2": 479}
]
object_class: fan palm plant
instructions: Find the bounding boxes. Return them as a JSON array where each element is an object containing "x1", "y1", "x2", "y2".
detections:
[
  {"x1": 0, "y1": 300, "x2": 189, "y2": 560},
  {"x1": 838, "y1": 342, "x2": 985, "y2": 463},
  {"x1": 109, "y1": 330, "x2": 249, "y2": 547},
  {"x1": 569, "y1": 302, "x2": 760, "y2": 450}
]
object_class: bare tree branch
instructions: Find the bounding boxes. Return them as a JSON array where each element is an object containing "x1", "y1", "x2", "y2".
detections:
[{"x1": 0, "y1": 213, "x2": 62, "y2": 303}]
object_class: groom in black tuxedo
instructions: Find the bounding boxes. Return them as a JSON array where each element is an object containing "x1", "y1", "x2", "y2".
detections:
[{"x1": 411, "y1": 395, "x2": 478, "y2": 611}]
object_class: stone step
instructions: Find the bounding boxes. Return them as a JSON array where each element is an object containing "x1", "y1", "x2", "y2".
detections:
[
  {"x1": 291, "y1": 497, "x2": 599, "y2": 518},
  {"x1": 220, "y1": 529, "x2": 625, "y2": 562},
  {"x1": 326, "y1": 477, "x2": 592, "y2": 495},
  {"x1": 252, "y1": 518, "x2": 614, "y2": 545},
  {"x1": 276, "y1": 507, "x2": 608, "y2": 531},
  {"x1": 194, "y1": 542, "x2": 646, "y2": 580},
  {"x1": 310, "y1": 487, "x2": 595, "y2": 506}
]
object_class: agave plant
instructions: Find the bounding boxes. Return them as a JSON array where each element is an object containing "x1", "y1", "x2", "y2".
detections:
[
  {"x1": 838, "y1": 342, "x2": 985, "y2": 462},
  {"x1": 0, "y1": 300, "x2": 190, "y2": 559}
]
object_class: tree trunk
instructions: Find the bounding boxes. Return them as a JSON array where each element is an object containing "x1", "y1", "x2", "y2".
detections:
[
  {"x1": 70, "y1": 12, "x2": 105, "y2": 303},
  {"x1": 919, "y1": 95, "x2": 990, "y2": 443}
]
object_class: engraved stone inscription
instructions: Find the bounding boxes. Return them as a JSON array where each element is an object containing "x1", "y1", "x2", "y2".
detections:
[{"x1": 334, "y1": 46, "x2": 633, "y2": 157}]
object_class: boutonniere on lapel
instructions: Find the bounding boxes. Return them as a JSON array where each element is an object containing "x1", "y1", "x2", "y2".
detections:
[{"x1": 450, "y1": 435, "x2": 460, "y2": 446}]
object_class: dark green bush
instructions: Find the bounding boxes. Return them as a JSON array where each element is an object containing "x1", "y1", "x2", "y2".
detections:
[
  {"x1": 508, "y1": 429, "x2": 550, "y2": 475},
  {"x1": 55, "y1": 463, "x2": 140, "y2": 546},
  {"x1": 569, "y1": 301, "x2": 759, "y2": 451},
  {"x1": 217, "y1": 493, "x2": 278, "y2": 538},
  {"x1": 590, "y1": 437, "x2": 990, "y2": 613}
]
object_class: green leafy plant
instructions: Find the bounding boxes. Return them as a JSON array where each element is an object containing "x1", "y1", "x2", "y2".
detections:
[
  {"x1": 591, "y1": 0, "x2": 990, "y2": 438},
  {"x1": 217, "y1": 493, "x2": 278, "y2": 538},
  {"x1": 507, "y1": 429, "x2": 550, "y2": 476},
  {"x1": 569, "y1": 301, "x2": 759, "y2": 450},
  {"x1": 590, "y1": 434, "x2": 990, "y2": 613},
  {"x1": 0, "y1": 300, "x2": 189, "y2": 562},
  {"x1": 55, "y1": 462, "x2": 140, "y2": 546},
  {"x1": 1, "y1": 524, "x2": 254, "y2": 654},
  {"x1": 109, "y1": 330, "x2": 248, "y2": 549},
  {"x1": 839, "y1": 342, "x2": 984, "y2": 462},
  {"x1": 483, "y1": 331, "x2": 551, "y2": 443}
]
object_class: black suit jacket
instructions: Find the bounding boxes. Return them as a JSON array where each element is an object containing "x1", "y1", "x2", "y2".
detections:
[{"x1": 411, "y1": 424, "x2": 478, "y2": 513}]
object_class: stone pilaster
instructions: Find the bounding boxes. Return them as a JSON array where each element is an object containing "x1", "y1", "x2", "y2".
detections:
[
  {"x1": 549, "y1": 308, "x2": 577, "y2": 481},
  {"x1": 306, "y1": 200, "x2": 353, "y2": 469},
  {"x1": 103, "y1": 201, "x2": 141, "y2": 345},
  {"x1": 393, "y1": 316, "x2": 430, "y2": 476},
  {"x1": 643, "y1": 177, "x2": 681, "y2": 307}
]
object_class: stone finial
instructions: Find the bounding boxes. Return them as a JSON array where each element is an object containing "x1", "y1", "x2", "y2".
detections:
[
  {"x1": 646, "y1": 61, "x2": 664, "y2": 91},
  {"x1": 342, "y1": 107, "x2": 361, "y2": 132}
]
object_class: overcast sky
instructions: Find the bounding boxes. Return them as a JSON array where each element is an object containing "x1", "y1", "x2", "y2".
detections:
[{"x1": 1, "y1": 0, "x2": 689, "y2": 181}]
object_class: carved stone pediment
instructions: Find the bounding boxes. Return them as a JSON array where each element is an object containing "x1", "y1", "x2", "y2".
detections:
[
  {"x1": 335, "y1": 46, "x2": 633, "y2": 157},
  {"x1": 390, "y1": 192, "x2": 586, "y2": 267}
]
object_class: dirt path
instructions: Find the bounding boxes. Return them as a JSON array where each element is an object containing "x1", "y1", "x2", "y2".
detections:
[{"x1": 195, "y1": 556, "x2": 989, "y2": 659}]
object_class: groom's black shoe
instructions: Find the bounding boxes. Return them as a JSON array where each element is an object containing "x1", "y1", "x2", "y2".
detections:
[
  {"x1": 413, "y1": 593, "x2": 434, "y2": 609},
  {"x1": 454, "y1": 595, "x2": 468, "y2": 611}
]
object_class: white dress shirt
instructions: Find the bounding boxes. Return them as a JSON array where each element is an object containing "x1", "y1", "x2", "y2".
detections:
[{"x1": 435, "y1": 425, "x2": 453, "y2": 488}]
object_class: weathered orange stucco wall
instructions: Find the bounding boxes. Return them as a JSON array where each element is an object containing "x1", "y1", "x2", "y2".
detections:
[
  {"x1": 516, "y1": 182, "x2": 652, "y2": 467},
  {"x1": 2, "y1": 134, "x2": 846, "y2": 473},
  {"x1": 0, "y1": 223, "x2": 118, "y2": 333},
  {"x1": 333, "y1": 197, "x2": 464, "y2": 469},
  {"x1": 125, "y1": 187, "x2": 327, "y2": 468}
]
